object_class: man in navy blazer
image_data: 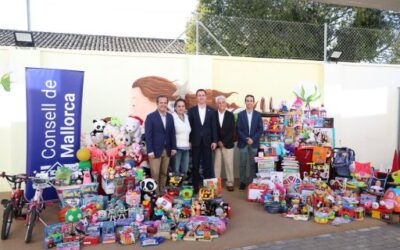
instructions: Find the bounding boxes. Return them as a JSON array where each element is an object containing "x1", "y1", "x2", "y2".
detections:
[
  {"x1": 236, "y1": 94, "x2": 263, "y2": 190},
  {"x1": 145, "y1": 95, "x2": 177, "y2": 194},
  {"x1": 188, "y1": 89, "x2": 217, "y2": 194}
]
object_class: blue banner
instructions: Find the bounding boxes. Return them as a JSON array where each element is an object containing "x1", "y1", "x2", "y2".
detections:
[{"x1": 26, "y1": 68, "x2": 84, "y2": 201}]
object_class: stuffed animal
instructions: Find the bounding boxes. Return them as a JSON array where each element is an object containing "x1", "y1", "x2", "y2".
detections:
[
  {"x1": 128, "y1": 143, "x2": 143, "y2": 166},
  {"x1": 87, "y1": 145, "x2": 107, "y2": 163},
  {"x1": 55, "y1": 166, "x2": 72, "y2": 185},
  {"x1": 115, "y1": 130, "x2": 132, "y2": 147},
  {"x1": 90, "y1": 119, "x2": 106, "y2": 137},
  {"x1": 122, "y1": 116, "x2": 143, "y2": 143},
  {"x1": 103, "y1": 122, "x2": 121, "y2": 139},
  {"x1": 106, "y1": 143, "x2": 126, "y2": 167},
  {"x1": 89, "y1": 119, "x2": 106, "y2": 147}
]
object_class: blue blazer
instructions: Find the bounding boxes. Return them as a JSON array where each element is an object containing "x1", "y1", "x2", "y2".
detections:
[
  {"x1": 236, "y1": 109, "x2": 263, "y2": 149},
  {"x1": 145, "y1": 111, "x2": 177, "y2": 158},
  {"x1": 188, "y1": 105, "x2": 217, "y2": 147}
]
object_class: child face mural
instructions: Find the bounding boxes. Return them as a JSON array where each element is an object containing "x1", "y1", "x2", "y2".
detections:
[{"x1": 130, "y1": 87, "x2": 157, "y2": 122}]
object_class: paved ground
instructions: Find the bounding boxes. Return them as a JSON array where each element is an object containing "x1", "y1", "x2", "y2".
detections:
[{"x1": 230, "y1": 225, "x2": 400, "y2": 250}]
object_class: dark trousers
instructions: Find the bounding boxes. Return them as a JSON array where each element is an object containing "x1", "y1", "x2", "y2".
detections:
[{"x1": 192, "y1": 139, "x2": 214, "y2": 192}]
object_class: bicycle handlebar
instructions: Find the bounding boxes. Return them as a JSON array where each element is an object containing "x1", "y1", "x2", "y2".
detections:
[
  {"x1": 0, "y1": 172, "x2": 27, "y2": 184},
  {"x1": 28, "y1": 176, "x2": 56, "y2": 189}
]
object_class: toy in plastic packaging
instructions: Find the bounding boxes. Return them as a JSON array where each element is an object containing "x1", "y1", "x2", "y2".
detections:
[
  {"x1": 140, "y1": 236, "x2": 164, "y2": 247},
  {"x1": 56, "y1": 241, "x2": 80, "y2": 250},
  {"x1": 117, "y1": 226, "x2": 136, "y2": 245},
  {"x1": 101, "y1": 221, "x2": 116, "y2": 244},
  {"x1": 57, "y1": 185, "x2": 81, "y2": 208},
  {"x1": 44, "y1": 223, "x2": 63, "y2": 249},
  {"x1": 80, "y1": 183, "x2": 99, "y2": 198},
  {"x1": 126, "y1": 188, "x2": 141, "y2": 207},
  {"x1": 203, "y1": 177, "x2": 222, "y2": 196}
]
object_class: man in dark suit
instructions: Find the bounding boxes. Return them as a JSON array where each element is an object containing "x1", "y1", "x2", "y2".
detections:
[
  {"x1": 214, "y1": 95, "x2": 236, "y2": 191},
  {"x1": 236, "y1": 94, "x2": 263, "y2": 190},
  {"x1": 145, "y1": 95, "x2": 177, "y2": 194},
  {"x1": 188, "y1": 89, "x2": 217, "y2": 194}
]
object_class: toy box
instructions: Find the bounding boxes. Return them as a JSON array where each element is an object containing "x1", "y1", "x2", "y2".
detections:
[
  {"x1": 199, "y1": 187, "x2": 215, "y2": 200},
  {"x1": 203, "y1": 178, "x2": 222, "y2": 196},
  {"x1": 82, "y1": 224, "x2": 101, "y2": 245},
  {"x1": 61, "y1": 223, "x2": 81, "y2": 243},
  {"x1": 56, "y1": 241, "x2": 80, "y2": 250},
  {"x1": 101, "y1": 221, "x2": 116, "y2": 243},
  {"x1": 44, "y1": 223, "x2": 63, "y2": 249},
  {"x1": 247, "y1": 183, "x2": 268, "y2": 202}
]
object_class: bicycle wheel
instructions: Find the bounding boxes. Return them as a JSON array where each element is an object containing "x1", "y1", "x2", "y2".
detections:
[
  {"x1": 24, "y1": 209, "x2": 36, "y2": 243},
  {"x1": 1, "y1": 203, "x2": 13, "y2": 240}
]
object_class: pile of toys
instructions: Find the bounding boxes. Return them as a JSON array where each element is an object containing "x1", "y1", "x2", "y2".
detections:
[
  {"x1": 252, "y1": 97, "x2": 400, "y2": 226},
  {"x1": 43, "y1": 116, "x2": 231, "y2": 249},
  {"x1": 255, "y1": 164, "x2": 400, "y2": 224},
  {"x1": 47, "y1": 175, "x2": 230, "y2": 249}
]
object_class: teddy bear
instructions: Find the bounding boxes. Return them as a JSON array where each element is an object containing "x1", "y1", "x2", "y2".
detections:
[{"x1": 121, "y1": 116, "x2": 143, "y2": 144}]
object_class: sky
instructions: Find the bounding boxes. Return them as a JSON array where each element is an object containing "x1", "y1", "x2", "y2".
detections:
[{"x1": 0, "y1": 0, "x2": 198, "y2": 39}]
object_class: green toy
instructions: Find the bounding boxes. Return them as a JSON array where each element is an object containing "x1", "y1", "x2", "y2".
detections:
[
  {"x1": 79, "y1": 160, "x2": 91, "y2": 171},
  {"x1": 55, "y1": 166, "x2": 72, "y2": 185},
  {"x1": 136, "y1": 168, "x2": 144, "y2": 182},
  {"x1": 65, "y1": 207, "x2": 83, "y2": 223},
  {"x1": 293, "y1": 85, "x2": 321, "y2": 109},
  {"x1": 110, "y1": 117, "x2": 122, "y2": 126}
]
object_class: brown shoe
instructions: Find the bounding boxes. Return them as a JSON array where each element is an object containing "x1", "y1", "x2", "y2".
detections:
[{"x1": 227, "y1": 186, "x2": 234, "y2": 192}]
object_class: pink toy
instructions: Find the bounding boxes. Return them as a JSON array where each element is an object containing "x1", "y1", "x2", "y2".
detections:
[
  {"x1": 106, "y1": 144, "x2": 125, "y2": 167},
  {"x1": 128, "y1": 143, "x2": 143, "y2": 165},
  {"x1": 83, "y1": 170, "x2": 92, "y2": 184},
  {"x1": 87, "y1": 145, "x2": 106, "y2": 162}
]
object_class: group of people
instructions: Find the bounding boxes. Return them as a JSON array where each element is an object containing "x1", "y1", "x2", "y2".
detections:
[{"x1": 144, "y1": 89, "x2": 263, "y2": 195}]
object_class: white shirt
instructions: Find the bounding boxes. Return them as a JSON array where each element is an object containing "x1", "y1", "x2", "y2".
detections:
[
  {"x1": 159, "y1": 111, "x2": 167, "y2": 129},
  {"x1": 218, "y1": 110, "x2": 226, "y2": 128},
  {"x1": 172, "y1": 112, "x2": 191, "y2": 149},
  {"x1": 247, "y1": 110, "x2": 253, "y2": 134},
  {"x1": 198, "y1": 105, "x2": 206, "y2": 125}
]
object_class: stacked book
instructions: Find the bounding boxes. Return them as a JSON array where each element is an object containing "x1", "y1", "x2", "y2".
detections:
[
  {"x1": 255, "y1": 156, "x2": 275, "y2": 174},
  {"x1": 281, "y1": 157, "x2": 299, "y2": 174}
]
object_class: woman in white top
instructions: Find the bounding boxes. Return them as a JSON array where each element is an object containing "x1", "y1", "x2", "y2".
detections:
[{"x1": 172, "y1": 98, "x2": 191, "y2": 178}]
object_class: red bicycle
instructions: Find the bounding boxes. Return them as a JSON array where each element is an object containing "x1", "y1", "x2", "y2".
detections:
[{"x1": 1, "y1": 172, "x2": 27, "y2": 240}]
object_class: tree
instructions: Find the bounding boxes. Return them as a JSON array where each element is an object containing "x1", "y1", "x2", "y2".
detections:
[{"x1": 185, "y1": 0, "x2": 400, "y2": 63}]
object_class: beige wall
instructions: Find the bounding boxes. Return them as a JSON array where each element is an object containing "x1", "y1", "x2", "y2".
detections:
[
  {"x1": 0, "y1": 46, "x2": 399, "y2": 191},
  {"x1": 212, "y1": 57, "x2": 324, "y2": 109}
]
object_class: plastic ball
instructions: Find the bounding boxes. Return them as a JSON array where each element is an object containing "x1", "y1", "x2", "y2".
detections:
[
  {"x1": 65, "y1": 207, "x2": 83, "y2": 223},
  {"x1": 76, "y1": 148, "x2": 91, "y2": 161}
]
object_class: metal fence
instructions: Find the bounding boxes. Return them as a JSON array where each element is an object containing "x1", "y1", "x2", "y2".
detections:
[{"x1": 176, "y1": 13, "x2": 400, "y2": 64}]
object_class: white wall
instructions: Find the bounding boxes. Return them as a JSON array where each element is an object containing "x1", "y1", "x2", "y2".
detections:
[{"x1": 324, "y1": 63, "x2": 400, "y2": 170}]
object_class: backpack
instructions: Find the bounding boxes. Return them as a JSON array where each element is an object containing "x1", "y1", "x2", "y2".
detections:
[{"x1": 332, "y1": 147, "x2": 355, "y2": 178}]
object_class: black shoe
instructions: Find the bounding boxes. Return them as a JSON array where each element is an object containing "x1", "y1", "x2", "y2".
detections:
[{"x1": 239, "y1": 183, "x2": 246, "y2": 190}]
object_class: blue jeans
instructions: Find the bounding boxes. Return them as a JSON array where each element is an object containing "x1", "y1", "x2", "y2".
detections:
[
  {"x1": 173, "y1": 149, "x2": 189, "y2": 177},
  {"x1": 239, "y1": 145, "x2": 258, "y2": 184}
]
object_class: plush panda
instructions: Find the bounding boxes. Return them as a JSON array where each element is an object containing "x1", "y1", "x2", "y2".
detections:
[
  {"x1": 140, "y1": 178, "x2": 158, "y2": 218},
  {"x1": 140, "y1": 178, "x2": 157, "y2": 193},
  {"x1": 90, "y1": 119, "x2": 106, "y2": 137}
]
